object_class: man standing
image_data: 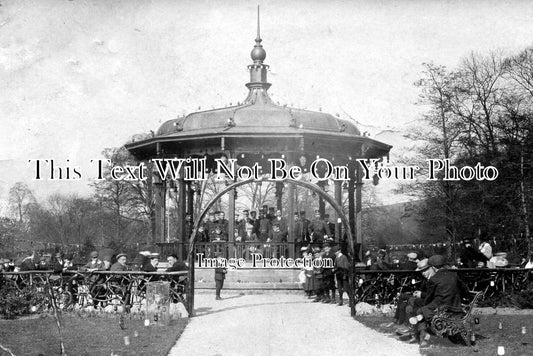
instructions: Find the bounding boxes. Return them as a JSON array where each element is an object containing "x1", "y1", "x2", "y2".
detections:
[
  {"x1": 215, "y1": 211, "x2": 229, "y2": 241},
  {"x1": 299, "y1": 211, "x2": 310, "y2": 243},
  {"x1": 324, "y1": 214, "x2": 336, "y2": 240},
  {"x1": 214, "y1": 253, "x2": 227, "y2": 300},
  {"x1": 205, "y1": 212, "x2": 218, "y2": 241},
  {"x1": 409, "y1": 255, "x2": 470, "y2": 347},
  {"x1": 271, "y1": 209, "x2": 288, "y2": 241},
  {"x1": 249, "y1": 210, "x2": 259, "y2": 239},
  {"x1": 321, "y1": 243, "x2": 336, "y2": 303},
  {"x1": 258, "y1": 211, "x2": 271, "y2": 243},
  {"x1": 308, "y1": 210, "x2": 331, "y2": 244},
  {"x1": 334, "y1": 247, "x2": 350, "y2": 306}
]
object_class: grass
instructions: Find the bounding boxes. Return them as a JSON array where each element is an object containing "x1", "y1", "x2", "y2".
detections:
[
  {"x1": 356, "y1": 313, "x2": 533, "y2": 356},
  {"x1": 0, "y1": 313, "x2": 187, "y2": 356}
]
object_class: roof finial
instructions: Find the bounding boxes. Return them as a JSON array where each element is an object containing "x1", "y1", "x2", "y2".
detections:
[
  {"x1": 256, "y1": 5, "x2": 261, "y2": 42},
  {"x1": 251, "y1": 5, "x2": 266, "y2": 63}
]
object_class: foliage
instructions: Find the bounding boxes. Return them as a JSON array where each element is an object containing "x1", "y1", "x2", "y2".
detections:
[
  {"x1": 406, "y1": 48, "x2": 533, "y2": 259},
  {"x1": 0, "y1": 281, "x2": 35, "y2": 319}
]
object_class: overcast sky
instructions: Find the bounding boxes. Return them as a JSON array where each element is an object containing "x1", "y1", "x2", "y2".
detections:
[{"x1": 1, "y1": 0, "x2": 533, "y2": 211}]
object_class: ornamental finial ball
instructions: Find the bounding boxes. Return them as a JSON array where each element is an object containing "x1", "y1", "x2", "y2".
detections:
[{"x1": 251, "y1": 45, "x2": 266, "y2": 62}]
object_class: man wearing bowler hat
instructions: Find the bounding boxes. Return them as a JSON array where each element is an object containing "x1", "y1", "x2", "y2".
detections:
[{"x1": 408, "y1": 255, "x2": 469, "y2": 347}]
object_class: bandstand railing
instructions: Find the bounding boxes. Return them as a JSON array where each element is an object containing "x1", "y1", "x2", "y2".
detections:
[{"x1": 158, "y1": 241, "x2": 347, "y2": 262}]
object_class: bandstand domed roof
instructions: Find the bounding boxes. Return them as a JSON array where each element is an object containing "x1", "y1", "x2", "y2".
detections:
[{"x1": 126, "y1": 15, "x2": 391, "y2": 165}]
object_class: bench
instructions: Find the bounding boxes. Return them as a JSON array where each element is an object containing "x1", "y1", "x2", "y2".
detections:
[{"x1": 430, "y1": 291, "x2": 482, "y2": 346}]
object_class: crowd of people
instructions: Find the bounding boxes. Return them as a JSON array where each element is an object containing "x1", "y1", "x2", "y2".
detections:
[
  {"x1": 362, "y1": 237, "x2": 533, "y2": 271},
  {"x1": 193, "y1": 207, "x2": 337, "y2": 246},
  {"x1": 2, "y1": 249, "x2": 188, "y2": 274},
  {"x1": 379, "y1": 254, "x2": 471, "y2": 347},
  {"x1": 300, "y1": 241, "x2": 351, "y2": 306}
]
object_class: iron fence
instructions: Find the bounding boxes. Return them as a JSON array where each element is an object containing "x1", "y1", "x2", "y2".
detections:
[
  {"x1": 353, "y1": 268, "x2": 533, "y2": 307},
  {"x1": 0, "y1": 270, "x2": 188, "y2": 315}
]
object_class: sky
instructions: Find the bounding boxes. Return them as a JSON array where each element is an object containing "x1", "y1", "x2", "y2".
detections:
[{"x1": 1, "y1": 0, "x2": 533, "y2": 212}]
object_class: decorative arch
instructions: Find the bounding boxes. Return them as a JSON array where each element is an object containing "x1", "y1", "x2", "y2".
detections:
[{"x1": 186, "y1": 178, "x2": 357, "y2": 317}]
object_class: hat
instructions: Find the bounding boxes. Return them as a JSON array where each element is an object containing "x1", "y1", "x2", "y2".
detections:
[
  {"x1": 208, "y1": 211, "x2": 215, "y2": 216},
  {"x1": 242, "y1": 210, "x2": 249, "y2": 214},
  {"x1": 416, "y1": 258, "x2": 430, "y2": 271},
  {"x1": 215, "y1": 210, "x2": 222, "y2": 215},
  {"x1": 322, "y1": 242, "x2": 331, "y2": 248},
  {"x1": 407, "y1": 252, "x2": 418, "y2": 260},
  {"x1": 149, "y1": 253, "x2": 160, "y2": 259},
  {"x1": 299, "y1": 211, "x2": 306, "y2": 215},
  {"x1": 116, "y1": 253, "x2": 127, "y2": 260},
  {"x1": 139, "y1": 250, "x2": 151, "y2": 256},
  {"x1": 90, "y1": 251, "x2": 99, "y2": 258},
  {"x1": 495, "y1": 252, "x2": 507, "y2": 258},
  {"x1": 331, "y1": 246, "x2": 340, "y2": 254},
  {"x1": 428, "y1": 255, "x2": 446, "y2": 268}
]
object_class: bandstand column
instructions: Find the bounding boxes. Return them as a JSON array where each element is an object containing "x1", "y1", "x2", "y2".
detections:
[
  {"x1": 334, "y1": 180, "x2": 342, "y2": 241},
  {"x1": 355, "y1": 163, "x2": 363, "y2": 261},
  {"x1": 153, "y1": 179, "x2": 165, "y2": 244},
  {"x1": 287, "y1": 181, "x2": 295, "y2": 258},
  {"x1": 318, "y1": 181, "x2": 326, "y2": 217},
  {"x1": 228, "y1": 154, "x2": 236, "y2": 258},
  {"x1": 275, "y1": 182, "x2": 283, "y2": 211},
  {"x1": 176, "y1": 174, "x2": 186, "y2": 259},
  {"x1": 347, "y1": 175, "x2": 355, "y2": 243},
  {"x1": 186, "y1": 182, "x2": 194, "y2": 217}
]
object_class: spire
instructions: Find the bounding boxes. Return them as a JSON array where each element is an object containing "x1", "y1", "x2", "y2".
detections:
[
  {"x1": 256, "y1": 5, "x2": 261, "y2": 40},
  {"x1": 251, "y1": 5, "x2": 266, "y2": 63},
  {"x1": 245, "y1": 5, "x2": 271, "y2": 104}
]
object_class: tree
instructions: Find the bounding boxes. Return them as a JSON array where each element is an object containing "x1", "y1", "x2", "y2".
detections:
[{"x1": 8, "y1": 182, "x2": 36, "y2": 223}]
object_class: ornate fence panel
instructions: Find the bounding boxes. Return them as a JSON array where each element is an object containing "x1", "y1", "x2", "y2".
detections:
[
  {"x1": 0, "y1": 270, "x2": 188, "y2": 317},
  {"x1": 353, "y1": 268, "x2": 533, "y2": 307}
]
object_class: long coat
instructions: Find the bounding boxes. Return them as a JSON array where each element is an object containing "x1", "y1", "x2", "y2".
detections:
[{"x1": 418, "y1": 269, "x2": 469, "y2": 320}]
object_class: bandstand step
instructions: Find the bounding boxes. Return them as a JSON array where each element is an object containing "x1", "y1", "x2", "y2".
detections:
[{"x1": 194, "y1": 267, "x2": 302, "y2": 290}]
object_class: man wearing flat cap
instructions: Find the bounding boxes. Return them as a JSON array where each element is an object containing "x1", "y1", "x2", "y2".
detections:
[
  {"x1": 110, "y1": 253, "x2": 129, "y2": 271},
  {"x1": 408, "y1": 255, "x2": 469, "y2": 347}
]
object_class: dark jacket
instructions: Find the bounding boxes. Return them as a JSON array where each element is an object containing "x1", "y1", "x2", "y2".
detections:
[
  {"x1": 167, "y1": 261, "x2": 187, "y2": 272},
  {"x1": 423, "y1": 269, "x2": 469, "y2": 310},
  {"x1": 142, "y1": 263, "x2": 157, "y2": 272},
  {"x1": 308, "y1": 219, "x2": 331, "y2": 242},
  {"x1": 215, "y1": 267, "x2": 227, "y2": 281}
]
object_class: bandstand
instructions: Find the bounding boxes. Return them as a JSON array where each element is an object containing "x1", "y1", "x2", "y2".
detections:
[{"x1": 125, "y1": 12, "x2": 392, "y2": 315}]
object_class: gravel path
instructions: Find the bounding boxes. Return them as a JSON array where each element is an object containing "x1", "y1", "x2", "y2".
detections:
[{"x1": 167, "y1": 292, "x2": 420, "y2": 356}]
